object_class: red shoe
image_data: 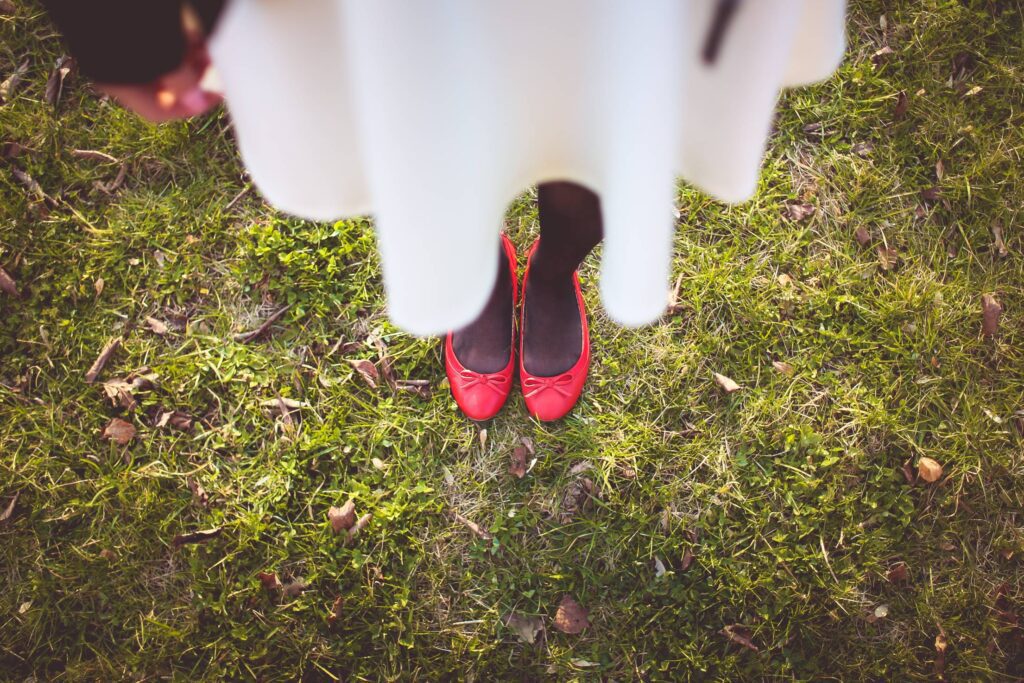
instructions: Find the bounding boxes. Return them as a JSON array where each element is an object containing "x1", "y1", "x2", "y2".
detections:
[
  {"x1": 445, "y1": 234, "x2": 518, "y2": 421},
  {"x1": 519, "y1": 240, "x2": 589, "y2": 422}
]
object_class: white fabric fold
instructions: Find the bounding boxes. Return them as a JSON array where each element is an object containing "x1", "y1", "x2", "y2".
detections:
[{"x1": 210, "y1": 0, "x2": 846, "y2": 336}]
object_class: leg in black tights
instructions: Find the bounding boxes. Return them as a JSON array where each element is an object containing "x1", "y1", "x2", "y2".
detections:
[
  {"x1": 451, "y1": 180, "x2": 603, "y2": 376},
  {"x1": 523, "y1": 181, "x2": 603, "y2": 376}
]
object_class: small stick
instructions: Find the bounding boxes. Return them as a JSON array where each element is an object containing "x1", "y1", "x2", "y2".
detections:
[
  {"x1": 225, "y1": 185, "x2": 251, "y2": 212},
  {"x1": 84, "y1": 337, "x2": 122, "y2": 383},
  {"x1": 233, "y1": 304, "x2": 292, "y2": 343}
]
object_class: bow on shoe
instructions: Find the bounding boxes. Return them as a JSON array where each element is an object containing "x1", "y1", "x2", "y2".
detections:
[
  {"x1": 522, "y1": 373, "x2": 574, "y2": 399},
  {"x1": 459, "y1": 370, "x2": 511, "y2": 395}
]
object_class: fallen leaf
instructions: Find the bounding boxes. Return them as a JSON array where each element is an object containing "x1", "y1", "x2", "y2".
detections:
[
  {"x1": 101, "y1": 379, "x2": 137, "y2": 409},
  {"x1": 981, "y1": 293, "x2": 1002, "y2": 338},
  {"x1": 783, "y1": 202, "x2": 816, "y2": 222},
  {"x1": 681, "y1": 547, "x2": 696, "y2": 571},
  {"x1": 327, "y1": 596, "x2": 344, "y2": 625},
  {"x1": 992, "y1": 222, "x2": 1009, "y2": 258},
  {"x1": 509, "y1": 445, "x2": 528, "y2": 479},
  {"x1": 872, "y1": 45, "x2": 895, "y2": 63},
  {"x1": 854, "y1": 225, "x2": 872, "y2": 246},
  {"x1": 772, "y1": 361, "x2": 795, "y2": 376},
  {"x1": 379, "y1": 355, "x2": 398, "y2": 391},
  {"x1": 172, "y1": 527, "x2": 222, "y2": 547},
  {"x1": 454, "y1": 512, "x2": 492, "y2": 540},
  {"x1": 713, "y1": 372, "x2": 742, "y2": 394},
  {"x1": 0, "y1": 1, "x2": 16, "y2": 17},
  {"x1": 85, "y1": 337, "x2": 122, "y2": 383},
  {"x1": 348, "y1": 359, "x2": 378, "y2": 388},
  {"x1": 145, "y1": 316, "x2": 169, "y2": 335},
  {"x1": 328, "y1": 500, "x2": 356, "y2": 534},
  {"x1": 777, "y1": 273, "x2": 795, "y2": 287},
  {"x1": 521, "y1": 436, "x2": 535, "y2": 455},
  {"x1": 187, "y1": 477, "x2": 209, "y2": 508},
  {"x1": 101, "y1": 417, "x2": 136, "y2": 445},
  {"x1": 852, "y1": 141, "x2": 874, "y2": 157},
  {"x1": 0, "y1": 491, "x2": 18, "y2": 524},
  {"x1": 553, "y1": 595, "x2": 590, "y2": 634},
  {"x1": 44, "y1": 55, "x2": 74, "y2": 108},
  {"x1": 721, "y1": 624, "x2": 758, "y2": 652},
  {"x1": 478, "y1": 428, "x2": 488, "y2": 450},
  {"x1": 0, "y1": 58, "x2": 29, "y2": 104},
  {"x1": 886, "y1": 562, "x2": 909, "y2": 583},
  {"x1": 156, "y1": 410, "x2": 194, "y2": 431},
  {"x1": 654, "y1": 556, "x2": 667, "y2": 577},
  {"x1": 920, "y1": 187, "x2": 942, "y2": 202},
  {"x1": 569, "y1": 461, "x2": 594, "y2": 475},
  {"x1": 257, "y1": 571, "x2": 282, "y2": 591},
  {"x1": 93, "y1": 277, "x2": 104, "y2": 297},
  {"x1": 18, "y1": 601, "x2": 31, "y2": 614},
  {"x1": 0, "y1": 266, "x2": 18, "y2": 297},
  {"x1": 877, "y1": 245, "x2": 899, "y2": 271},
  {"x1": 560, "y1": 477, "x2": 596, "y2": 522},
  {"x1": 893, "y1": 90, "x2": 909, "y2": 121},
  {"x1": 505, "y1": 612, "x2": 545, "y2": 644},
  {"x1": 901, "y1": 460, "x2": 916, "y2": 485},
  {"x1": 917, "y1": 457, "x2": 943, "y2": 483},
  {"x1": 963, "y1": 85, "x2": 982, "y2": 97},
  {"x1": 371, "y1": 457, "x2": 387, "y2": 470},
  {"x1": 99, "y1": 549, "x2": 116, "y2": 561},
  {"x1": 347, "y1": 513, "x2": 372, "y2": 541},
  {"x1": 935, "y1": 159, "x2": 945, "y2": 181},
  {"x1": 874, "y1": 604, "x2": 890, "y2": 620}
]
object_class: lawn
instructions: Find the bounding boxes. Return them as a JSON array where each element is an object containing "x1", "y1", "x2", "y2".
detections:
[{"x1": 2, "y1": 1, "x2": 1023, "y2": 680}]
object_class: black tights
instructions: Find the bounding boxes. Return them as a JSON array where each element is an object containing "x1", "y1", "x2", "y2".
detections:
[{"x1": 451, "y1": 181, "x2": 603, "y2": 376}]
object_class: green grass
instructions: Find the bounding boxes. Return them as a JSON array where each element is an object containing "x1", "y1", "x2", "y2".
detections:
[{"x1": 2, "y1": 1, "x2": 1023, "y2": 680}]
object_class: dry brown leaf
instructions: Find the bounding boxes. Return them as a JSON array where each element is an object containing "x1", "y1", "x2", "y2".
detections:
[
  {"x1": 145, "y1": 316, "x2": 169, "y2": 335},
  {"x1": 99, "y1": 548, "x2": 116, "y2": 561},
  {"x1": 681, "y1": 547, "x2": 695, "y2": 571},
  {"x1": 156, "y1": 410, "x2": 194, "y2": 431},
  {"x1": 854, "y1": 225, "x2": 872, "y2": 247},
  {"x1": 713, "y1": 372, "x2": 742, "y2": 394},
  {"x1": 982, "y1": 293, "x2": 1002, "y2": 338},
  {"x1": 934, "y1": 627, "x2": 948, "y2": 681},
  {"x1": 0, "y1": 491, "x2": 18, "y2": 524},
  {"x1": 783, "y1": 202, "x2": 816, "y2": 222},
  {"x1": 886, "y1": 562, "x2": 909, "y2": 583},
  {"x1": 559, "y1": 477, "x2": 596, "y2": 522},
  {"x1": 721, "y1": 624, "x2": 759, "y2": 652},
  {"x1": 257, "y1": 571, "x2": 282, "y2": 591},
  {"x1": 852, "y1": 141, "x2": 874, "y2": 157},
  {"x1": 85, "y1": 337, "x2": 122, "y2": 383},
  {"x1": 920, "y1": 187, "x2": 942, "y2": 202},
  {"x1": 93, "y1": 277, "x2": 104, "y2": 297},
  {"x1": 101, "y1": 379, "x2": 137, "y2": 409},
  {"x1": 505, "y1": 613, "x2": 545, "y2": 644},
  {"x1": 877, "y1": 245, "x2": 899, "y2": 271},
  {"x1": 101, "y1": 417, "x2": 136, "y2": 445},
  {"x1": 871, "y1": 45, "x2": 895, "y2": 63},
  {"x1": 454, "y1": 512, "x2": 492, "y2": 540},
  {"x1": 395, "y1": 379, "x2": 431, "y2": 400},
  {"x1": 187, "y1": 477, "x2": 209, "y2": 508},
  {"x1": 348, "y1": 513, "x2": 372, "y2": 541},
  {"x1": 172, "y1": 527, "x2": 221, "y2": 547},
  {"x1": 0, "y1": 266, "x2": 18, "y2": 297},
  {"x1": 0, "y1": 58, "x2": 29, "y2": 104},
  {"x1": 901, "y1": 460, "x2": 916, "y2": 486},
  {"x1": 552, "y1": 595, "x2": 590, "y2": 634},
  {"x1": 893, "y1": 90, "x2": 909, "y2": 121},
  {"x1": 772, "y1": 361, "x2": 795, "y2": 376},
  {"x1": 917, "y1": 457, "x2": 943, "y2": 483},
  {"x1": 509, "y1": 445, "x2": 528, "y2": 479},
  {"x1": 777, "y1": 273, "x2": 795, "y2": 287},
  {"x1": 348, "y1": 359, "x2": 378, "y2": 388},
  {"x1": 379, "y1": 355, "x2": 397, "y2": 391},
  {"x1": 992, "y1": 222, "x2": 1009, "y2": 258},
  {"x1": 329, "y1": 500, "x2": 357, "y2": 534},
  {"x1": 327, "y1": 596, "x2": 344, "y2": 625},
  {"x1": 935, "y1": 158, "x2": 945, "y2": 181},
  {"x1": 44, "y1": 55, "x2": 74, "y2": 108}
]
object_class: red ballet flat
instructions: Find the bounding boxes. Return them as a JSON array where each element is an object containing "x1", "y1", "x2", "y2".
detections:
[
  {"x1": 445, "y1": 234, "x2": 518, "y2": 421},
  {"x1": 519, "y1": 240, "x2": 589, "y2": 422}
]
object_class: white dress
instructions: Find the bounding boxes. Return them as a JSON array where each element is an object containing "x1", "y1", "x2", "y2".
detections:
[{"x1": 208, "y1": 0, "x2": 846, "y2": 336}]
